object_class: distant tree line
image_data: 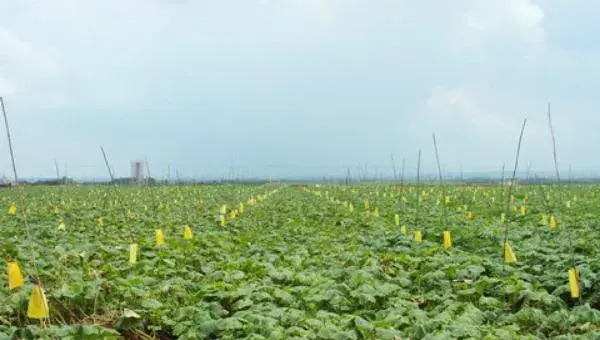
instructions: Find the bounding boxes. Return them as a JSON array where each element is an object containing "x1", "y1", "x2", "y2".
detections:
[{"x1": 2, "y1": 176, "x2": 600, "y2": 187}]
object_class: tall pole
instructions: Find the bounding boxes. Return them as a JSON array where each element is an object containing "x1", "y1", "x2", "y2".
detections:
[
  {"x1": 415, "y1": 149, "x2": 422, "y2": 227},
  {"x1": 416, "y1": 150, "x2": 421, "y2": 185},
  {"x1": 100, "y1": 146, "x2": 115, "y2": 182},
  {"x1": 525, "y1": 162, "x2": 532, "y2": 184},
  {"x1": 55, "y1": 159, "x2": 61, "y2": 182},
  {"x1": 400, "y1": 157, "x2": 406, "y2": 186},
  {"x1": 145, "y1": 157, "x2": 151, "y2": 186},
  {"x1": 0, "y1": 97, "x2": 19, "y2": 184},
  {"x1": 390, "y1": 153, "x2": 398, "y2": 182},
  {"x1": 167, "y1": 163, "x2": 171, "y2": 184},
  {"x1": 547, "y1": 102, "x2": 561, "y2": 183},
  {"x1": 432, "y1": 133, "x2": 443, "y2": 183},
  {"x1": 502, "y1": 118, "x2": 528, "y2": 267}
]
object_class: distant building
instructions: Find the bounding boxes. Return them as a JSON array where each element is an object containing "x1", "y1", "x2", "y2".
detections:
[{"x1": 131, "y1": 160, "x2": 146, "y2": 183}]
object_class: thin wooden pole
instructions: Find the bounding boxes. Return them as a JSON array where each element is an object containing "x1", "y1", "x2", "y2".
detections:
[
  {"x1": 390, "y1": 153, "x2": 398, "y2": 182},
  {"x1": 432, "y1": 133, "x2": 448, "y2": 228},
  {"x1": 415, "y1": 149, "x2": 423, "y2": 227},
  {"x1": 145, "y1": 157, "x2": 151, "y2": 186},
  {"x1": 0, "y1": 97, "x2": 45, "y2": 312},
  {"x1": 502, "y1": 118, "x2": 528, "y2": 266},
  {"x1": 100, "y1": 146, "x2": 115, "y2": 182},
  {"x1": 547, "y1": 102, "x2": 580, "y2": 301},
  {"x1": 55, "y1": 159, "x2": 61, "y2": 182},
  {"x1": 400, "y1": 157, "x2": 406, "y2": 186},
  {"x1": 0, "y1": 97, "x2": 19, "y2": 184},
  {"x1": 547, "y1": 102, "x2": 561, "y2": 183}
]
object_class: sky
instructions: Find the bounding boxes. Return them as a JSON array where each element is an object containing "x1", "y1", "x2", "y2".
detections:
[{"x1": 1, "y1": 0, "x2": 599, "y2": 180}]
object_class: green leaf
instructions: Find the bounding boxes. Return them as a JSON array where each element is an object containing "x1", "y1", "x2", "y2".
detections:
[
  {"x1": 219, "y1": 317, "x2": 244, "y2": 331},
  {"x1": 142, "y1": 298, "x2": 163, "y2": 310}
]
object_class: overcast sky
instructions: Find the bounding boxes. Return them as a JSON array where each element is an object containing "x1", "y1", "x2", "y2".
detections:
[{"x1": 1, "y1": 1, "x2": 599, "y2": 180}]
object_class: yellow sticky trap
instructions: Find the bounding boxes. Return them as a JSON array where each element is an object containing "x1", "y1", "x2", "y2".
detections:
[
  {"x1": 27, "y1": 285, "x2": 49, "y2": 319},
  {"x1": 443, "y1": 231, "x2": 452, "y2": 249},
  {"x1": 569, "y1": 268, "x2": 580, "y2": 298},
  {"x1": 383, "y1": 193, "x2": 387, "y2": 198},
  {"x1": 54, "y1": 207, "x2": 59, "y2": 214},
  {"x1": 220, "y1": 205, "x2": 227, "y2": 215},
  {"x1": 364, "y1": 201, "x2": 369, "y2": 209},
  {"x1": 373, "y1": 208, "x2": 379, "y2": 218},
  {"x1": 541, "y1": 214, "x2": 548, "y2": 225},
  {"x1": 414, "y1": 231, "x2": 423, "y2": 243},
  {"x1": 394, "y1": 214, "x2": 400, "y2": 226},
  {"x1": 504, "y1": 242, "x2": 517, "y2": 263},
  {"x1": 400, "y1": 225, "x2": 407, "y2": 235},
  {"x1": 239, "y1": 203, "x2": 245, "y2": 213},
  {"x1": 184, "y1": 226, "x2": 193, "y2": 240},
  {"x1": 8, "y1": 203, "x2": 16, "y2": 215},
  {"x1": 550, "y1": 216, "x2": 557, "y2": 229},
  {"x1": 520, "y1": 206, "x2": 526, "y2": 216},
  {"x1": 349, "y1": 203, "x2": 354, "y2": 213},
  {"x1": 58, "y1": 222, "x2": 66, "y2": 230},
  {"x1": 501, "y1": 213, "x2": 506, "y2": 223},
  {"x1": 444, "y1": 196, "x2": 451, "y2": 205},
  {"x1": 98, "y1": 217, "x2": 104, "y2": 227},
  {"x1": 219, "y1": 215, "x2": 225, "y2": 227},
  {"x1": 155, "y1": 229, "x2": 165, "y2": 246},
  {"x1": 7, "y1": 261, "x2": 25, "y2": 290},
  {"x1": 129, "y1": 243, "x2": 138, "y2": 264}
]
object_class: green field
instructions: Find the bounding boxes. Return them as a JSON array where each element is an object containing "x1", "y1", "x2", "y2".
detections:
[{"x1": 1, "y1": 184, "x2": 600, "y2": 339}]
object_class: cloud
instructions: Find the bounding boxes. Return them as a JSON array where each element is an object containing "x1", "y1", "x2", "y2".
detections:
[
  {"x1": 425, "y1": 87, "x2": 511, "y2": 136},
  {"x1": 463, "y1": 0, "x2": 544, "y2": 42},
  {"x1": 441, "y1": 0, "x2": 545, "y2": 67}
]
